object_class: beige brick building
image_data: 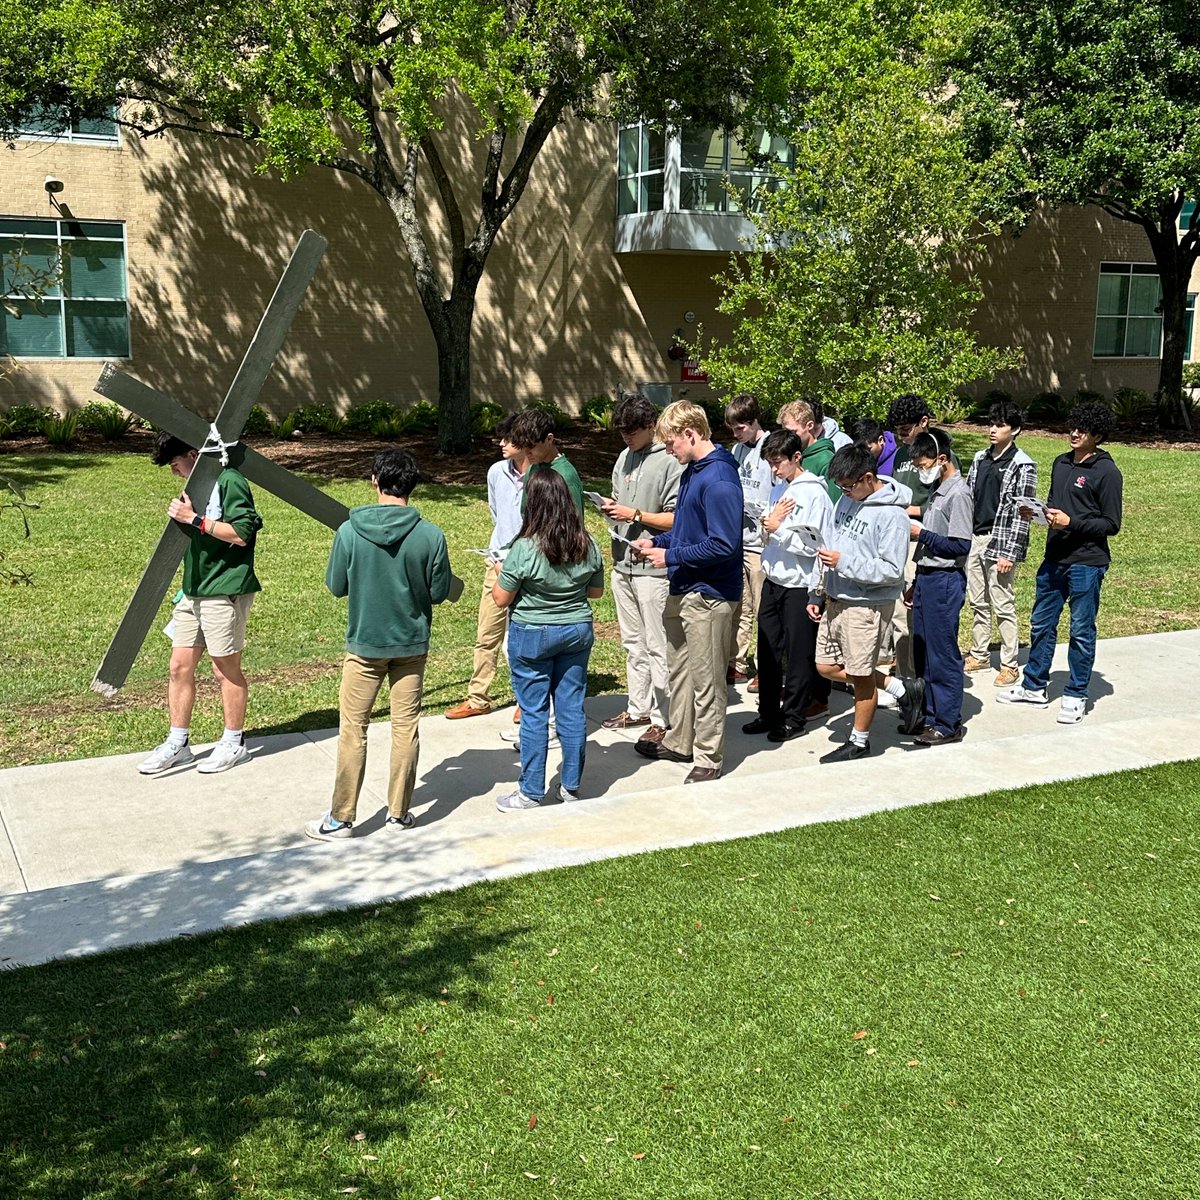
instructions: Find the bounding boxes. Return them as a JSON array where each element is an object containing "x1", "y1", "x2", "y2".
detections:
[{"x1": 2, "y1": 115, "x2": 1196, "y2": 418}]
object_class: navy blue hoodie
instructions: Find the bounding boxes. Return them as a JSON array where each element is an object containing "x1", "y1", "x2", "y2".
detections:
[{"x1": 651, "y1": 445, "x2": 744, "y2": 600}]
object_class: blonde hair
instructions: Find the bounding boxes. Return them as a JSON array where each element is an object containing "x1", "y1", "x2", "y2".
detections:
[
  {"x1": 656, "y1": 400, "x2": 711, "y2": 442},
  {"x1": 777, "y1": 400, "x2": 815, "y2": 430}
]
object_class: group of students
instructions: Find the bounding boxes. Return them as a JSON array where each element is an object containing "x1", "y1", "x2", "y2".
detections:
[{"x1": 133, "y1": 389, "x2": 1122, "y2": 837}]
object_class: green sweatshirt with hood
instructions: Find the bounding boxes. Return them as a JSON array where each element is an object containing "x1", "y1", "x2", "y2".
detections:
[
  {"x1": 326, "y1": 503, "x2": 453, "y2": 658},
  {"x1": 801, "y1": 436, "x2": 840, "y2": 502}
]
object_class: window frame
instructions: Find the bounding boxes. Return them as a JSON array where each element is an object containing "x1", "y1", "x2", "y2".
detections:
[
  {"x1": 1093, "y1": 261, "x2": 1164, "y2": 360},
  {"x1": 1, "y1": 216, "x2": 132, "y2": 361},
  {"x1": 16, "y1": 105, "x2": 120, "y2": 147}
]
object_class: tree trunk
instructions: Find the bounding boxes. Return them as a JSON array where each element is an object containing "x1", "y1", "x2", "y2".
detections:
[
  {"x1": 434, "y1": 291, "x2": 476, "y2": 454},
  {"x1": 1146, "y1": 222, "x2": 1194, "y2": 432}
]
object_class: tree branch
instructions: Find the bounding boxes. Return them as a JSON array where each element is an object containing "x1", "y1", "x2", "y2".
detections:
[{"x1": 421, "y1": 132, "x2": 466, "y2": 267}]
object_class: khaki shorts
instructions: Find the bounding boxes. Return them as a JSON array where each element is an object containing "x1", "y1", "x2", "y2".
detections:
[
  {"x1": 816, "y1": 597, "x2": 895, "y2": 678},
  {"x1": 172, "y1": 593, "x2": 255, "y2": 657}
]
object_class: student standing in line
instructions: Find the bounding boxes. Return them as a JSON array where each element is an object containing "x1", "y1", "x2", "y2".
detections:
[
  {"x1": 445, "y1": 416, "x2": 527, "y2": 719},
  {"x1": 743, "y1": 429, "x2": 835, "y2": 742},
  {"x1": 963, "y1": 402, "x2": 1038, "y2": 687},
  {"x1": 808, "y1": 444, "x2": 923, "y2": 762},
  {"x1": 725, "y1": 393, "x2": 774, "y2": 685},
  {"x1": 778, "y1": 399, "x2": 840, "y2": 501},
  {"x1": 998, "y1": 403, "x2": 1122, "y2": 724},
  {"x1": 599, "y1": 394, "x2": 682, "y2": 740},
  {"x1": 905, "y1": 428, "x2": 974, "y2": 745},
  {"x1": 306, "y1": 450, "x2": 456, "y2": 840},
  {"x1": 507, "y1": 408, "x2": 585, "y2": 515},
  {"x1": 630, "y1": 401, "x2": 743, "y2": 784},
  {"x1": 850, "y1": 416, "x2": 899, "y2": 479}
]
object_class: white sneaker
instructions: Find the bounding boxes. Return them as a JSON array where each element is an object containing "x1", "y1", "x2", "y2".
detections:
[
  {"x1": 138, "y1": 739, "x2": 195, "y2": 775},
  {"x1": 876, "y1": 689, "x2": 898, "y2": 710},
  {"x1": 496, "y1": 789, "x2": 540, "y2": 812},
  {"x1": 197, "y1": 740, "x2": 251, "y2": 773},
  {"x1": 305, "y1": 811, "x2": 352, "y2": 841},
  {"x1": 502, "y1": 730, "x2": 560, "y2": 750},
  {"x1": 1057, "y1": 697, "x2": 1086, "y2": 724},
  {"x1": 995, "y1": 684, "x2": 1049, "y2": 706},
  {"x1": 385, "y1": 812, "x2": 415, "y2": 829},
  {"x1": 558, "y1": 784, "x2": 580, "y2": 802}
]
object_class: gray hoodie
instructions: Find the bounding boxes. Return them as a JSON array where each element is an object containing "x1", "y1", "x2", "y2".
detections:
[
  {"x1": 610, "y1": 440, "x2": 683, "y2": 576},
  {"x1": 822, "y1": 477, "x2": 913, "y2": 603}
]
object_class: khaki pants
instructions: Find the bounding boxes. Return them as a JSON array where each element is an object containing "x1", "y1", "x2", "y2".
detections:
[
  {"x1": 889, "y1": 539, "x2": 919, "y2": 676},
  {"x1": 729, "y1": 549, "x2": 764, "y2": 674},
  {"x1": 663, "y1": 591, "x2": 737, "y2": 770},
  {"x1": 467, "y1": 560, "x2": 510, "y2": 707},
  {"x1": 966, "y1": 533, "x2": 1020, "y2": 670},
  {"x1": 612, "y1": 570, "x2": 671, "y2": 724},
  {"x1": 331, "y1": 653, "x2": 426, "y2": 823}
]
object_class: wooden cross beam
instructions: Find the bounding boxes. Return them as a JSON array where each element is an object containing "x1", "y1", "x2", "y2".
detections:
[{"x1": 90, "y1": 230, "x2": 349, "y2": 696}]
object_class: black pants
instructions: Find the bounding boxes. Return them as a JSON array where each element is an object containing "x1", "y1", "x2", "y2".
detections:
[
  {"x1": 756, "y1": 578, "x2": 828, "y2": 725},
  {"x1": 913, "y1": 567, "x2": 967, "y2": 735}
]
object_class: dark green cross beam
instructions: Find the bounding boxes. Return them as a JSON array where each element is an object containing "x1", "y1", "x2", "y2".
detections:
[{"x1": 90, "y1": 230, "x2": 349, "y2": 696}]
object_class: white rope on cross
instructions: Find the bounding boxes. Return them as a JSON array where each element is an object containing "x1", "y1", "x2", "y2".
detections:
[{"x1": 197, "y1": 421, "x2": 238, "y2": 468}]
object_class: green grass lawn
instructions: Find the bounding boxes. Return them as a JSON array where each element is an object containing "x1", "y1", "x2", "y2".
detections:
[
  {"x1": 2, "y1": 758, "x2": 1197, "y2": 1199},
  {"x1": 1, "y1": 431, "x2": 1198, "y2": 767}
]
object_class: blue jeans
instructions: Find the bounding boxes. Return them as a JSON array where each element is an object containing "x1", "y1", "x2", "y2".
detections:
[
  {"x1": 508, "y1": 620, "x2": 594, "y2": 801},
  {"x1": 913, "y1": 568, "x2": 967, "y2": 736},
  {"x1": 1023, "y1": 561, "x2": 1108, "y2": 698}
]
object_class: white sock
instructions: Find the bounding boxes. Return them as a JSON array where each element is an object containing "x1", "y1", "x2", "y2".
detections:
[
  {"x1": 883, "y1": 676, "x2": 906, "y2": 699},
  {"x1": 850, "y1": 728, "x2": 869, "y2": 747},
  {"x1": 221, "y1": 728, "x2": 243, "y2": 745},
  {"x1": 168, "y1": 726, "x2": 189, "y2": 747}
]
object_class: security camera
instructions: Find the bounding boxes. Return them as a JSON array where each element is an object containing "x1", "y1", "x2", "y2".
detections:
[{"x1": 44, "y1": 175, "x2": 65, "y2": 194}]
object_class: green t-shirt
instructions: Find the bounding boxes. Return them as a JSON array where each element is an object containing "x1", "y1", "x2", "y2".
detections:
[
  {"x1": 182, "y1": 468, "x2": 262, "y2": 597},
  {"x1": 522, "y1": 454, "x2": 585, "y2": 516},
  {"x1": 498, "y1": 536, "x2": 603, "y2": 625}
]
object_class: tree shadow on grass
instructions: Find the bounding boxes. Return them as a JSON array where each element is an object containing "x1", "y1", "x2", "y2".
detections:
[{"x1": 0, "y1": 876, "x2": 526, "y2": 1199}]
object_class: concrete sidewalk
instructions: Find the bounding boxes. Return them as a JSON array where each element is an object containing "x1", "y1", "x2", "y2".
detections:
[{"x1": 1, "y1": 629, "x2": 1194, "y2": 968}]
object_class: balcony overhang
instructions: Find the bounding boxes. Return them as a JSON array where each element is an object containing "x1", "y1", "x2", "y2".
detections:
[{"x1": 614, "y1": 211, "x2": 759, "y2": 254}]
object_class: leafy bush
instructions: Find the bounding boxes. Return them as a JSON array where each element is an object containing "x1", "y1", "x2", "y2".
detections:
[
  {"x1": 371, "y1": 415, "x2": 406, "y2": 439},
  {"x1": 292, "y1": 403, "x2": 345, "y2": 435},
  {"x1": 1072, "y1": 388, "x2": 1107, "y2": 408},
  {"x1": 269, "y1": 411, "x2": 298, "y2": 439},
  {"x1": 345, "y1": 400, "x2": 402, "y2": 433},
  {"x1": 241, "y1": 405, "x2": 273, "y2": 437},
  {"x1": 936, "y1": 395, "x2": 973, "y2": 423},
  {"x1": 524, "y1": 397, "x2": 570, "y2": 430},
  {"x1": 1028, "y1": 390, "x2": 1066, "y2": 418},
  {"x1": 1, "y1": 404, "x2": 49, "y2": 437},
  {"x1": 78, "y1": 400, "x2": 137, "y2": 440},
  {"x1": 42, "y1": 412, "x2": 79, "y2": 446},
  {"x1": 983, "y1": 388, "x2": 1012, "y2": 406},
  {"x1": 582, "y1": 394, "x2": 614, "y2": 428},
  {"x1": 399, "y1": 401, "x2": 438, "y2": 434},
  {"x1": 1111, "y1": 386, "x2": 1151, "y2": 420},
  {"x1": 470, "y1": 401, "x2": 505, "y2": 436},
  {"x1": 1181, "y1": 362, "x2": 1200, "y2": 389}
]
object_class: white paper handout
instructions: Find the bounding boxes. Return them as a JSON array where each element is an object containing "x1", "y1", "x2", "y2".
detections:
[
  {"x1": 1021, "y1": 497, "x2": 1051, "y2": 526},
  {"x1": 791, "y1": 524, "x2": 824, "y2": 554},
  {"x1": 584, "y1": 490, "x2": 610, "y2": 514}
]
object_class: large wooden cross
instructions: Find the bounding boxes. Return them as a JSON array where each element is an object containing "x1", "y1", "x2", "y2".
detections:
[{"x1": 90, "y1": 230, "x2": 350, "y2": 696}]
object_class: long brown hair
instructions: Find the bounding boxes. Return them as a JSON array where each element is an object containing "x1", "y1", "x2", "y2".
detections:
[{"x1": 518, "y1": 466, "x2": 591, "y2": 566}]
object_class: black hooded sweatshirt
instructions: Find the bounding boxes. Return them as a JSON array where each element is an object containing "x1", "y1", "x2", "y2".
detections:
[{"x1": 1044, "y1": 448, "x2": 1123, "y2": 567}]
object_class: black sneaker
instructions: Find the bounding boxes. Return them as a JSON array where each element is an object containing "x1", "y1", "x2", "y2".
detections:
[
  {"x1": 820, "y1": 739, "x2": 872, "y2": 763},
  {"x1": 767, "y1": 721, "x2": 807, "y2": 743},
  {"x1": 742, "y1": 716, "x2": 777, "y2": 735},
  {"x1": 385, "y1": 812, "x2": 415, "y2": 829},
  {"x1": 896, "y1": 677, "x2": 926, "y2": 735}
]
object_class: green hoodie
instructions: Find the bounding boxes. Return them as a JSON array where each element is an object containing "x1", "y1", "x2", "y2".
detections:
[
  {"x1": 801, "y1": 436, "x2": 840, "y2": 502},
  {"x1": 326, "y1": 504, "x2": 452, "y2": 658}
]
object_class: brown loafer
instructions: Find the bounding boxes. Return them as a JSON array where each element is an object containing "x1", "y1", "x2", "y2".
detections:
[
  {"x1": 513, "y1": 706, "x2": 522, "y2": 723},
  {"x1": 803, "y1": 701, "x2": 829, "y2": 720},
  {"x1": 636, "y1": 724, "x2": 667, "y2": 745},
  {"x1": 445, "y1": 700, "x2": 491, "y2": 719},
  {"x1": 602, "y1": 710, "x2": 652, "y2": 730},
  {"x1": 634, "y1": 741, "x2": 693, "y2": 763},
  {"x1": 746, "y1": 676, "x2": 759, "y2": 694},
  {"x1": 684, "y1": 766, "x2": 722, "y2": 784}
]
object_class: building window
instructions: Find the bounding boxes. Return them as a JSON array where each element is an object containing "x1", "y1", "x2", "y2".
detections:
[
  {"x1": 1187, "y1": 293, "x2": 1197, "y2": 359},
  {"x1": 1180, "y1": 200, "x2": 1196, "y2": 234},
  {"x1": 617, "y1": 122, "x2": 665, "y2": 216},
  {"x1": 679, "y1": 126, "x2": 792, "y2": 214},
  {"x1": 1, "y1": 217, "x2": 130, "y2": 358},
  {"x1": 1094, "y1": 262, "x2": 1163, "y2": 357},
  {"x1": 17, "y1": 105, "x2": 119, "y2": 145}
]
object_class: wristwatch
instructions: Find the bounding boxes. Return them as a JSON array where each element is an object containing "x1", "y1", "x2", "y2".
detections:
[
  {"x1": 190, "y1": 514, "x2": 204, "y2": 529},
  {"x1": 633, "y1": 508, "x2": 642, "y2": 524}
]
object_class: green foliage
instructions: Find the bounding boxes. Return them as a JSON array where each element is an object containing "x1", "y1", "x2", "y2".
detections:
[
  {"x1": 0, "y1": 470, "x2": 39, "y2": 539},
  {"x1": 77, "y1": 400, "x2": 138, "y2": 440},
  {"x1": 1181, "y1": 363, "x2": 1200, "y2": 389},
  {"x1": 1111, "y1": 386, "x2": 1151, "y2": 420},
  {"x1": 469, "y1": 401, "x2": 505, "y2": 436},
  {"x1": 291, "y1": 403, "x2": 345, "y2": 435},
  {"x1": 936, "y1": 395, "x2": 974, "y2": 424},
  {"x1": 523, "y1": 397, "x2": 570, "y2": 430},
  {"x1": 40, "y1": 411, "x2": 78, "y2": 446},
  {"x1": 703, "y1": 45, "x2": 1022, "y2": 420},
  {"x1": 345, "y1": 400, "x2": 401, "y2": 434},
  {"x1": 0, "y1": 404, "x2": 49, "y2": 437},
  {"x1": 240, "y1": 405, "x2": 273, "y2": 437},
  {"x1": 582, "y1": 394, "x2": 614, "y2": 429},
  {"x1": 371, "y1": 414, "x2": 407, "y2": 439},
  {"x1": 1028, "y1": 391, "x2": 1067, "y2": 419},
  {"x1": 399, "y1": 400, "x2": 439, "y2": 435},
  {"x1": 983, "y1": 388, "x2": 1012, "y2": 406},
  {"x1": 268, "y1": 410, "x2": 298, "y2": 439},
  {"x1": 1072, "y1": 388, "x2": 1107, "y2": 409}
]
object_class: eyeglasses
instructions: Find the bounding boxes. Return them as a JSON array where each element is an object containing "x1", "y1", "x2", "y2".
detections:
[{"x1": 836, "y1": 476, "x2": 866, "y2": 494}]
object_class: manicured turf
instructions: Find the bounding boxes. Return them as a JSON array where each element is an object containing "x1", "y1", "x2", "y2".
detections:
[
  {"x1": 1, "y1": 431, "x2": 1197, "y2": 766},
  {"x1": 2, "y1": 759, "x2": 1197, "y2": 1199}
]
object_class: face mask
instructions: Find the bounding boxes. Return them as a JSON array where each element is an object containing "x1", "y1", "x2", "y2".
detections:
[{"x1": 918, "y1": 463, "x2": 942, "y2": 485}]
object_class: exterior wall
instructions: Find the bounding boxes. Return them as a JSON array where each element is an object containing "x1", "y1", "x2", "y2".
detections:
[{"x1": 966, "y1": 204, "x2": 1200, "y2": 400}]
